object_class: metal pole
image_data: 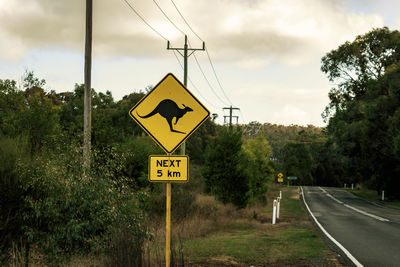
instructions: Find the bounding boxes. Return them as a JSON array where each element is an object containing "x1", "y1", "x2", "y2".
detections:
[
  {"x1": 166, "y1": 182, "x2": 171, "y2": 267},
  {"x1": 83, "y1": 0, "x2": 92, "y2": 171},
  {"x1": 229, "y1": 106, "x2": 233, "y2": 127}
]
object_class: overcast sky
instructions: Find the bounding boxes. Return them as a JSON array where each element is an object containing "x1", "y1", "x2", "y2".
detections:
[{"x1": 1, "y1": 0, "x2": 399, "y2": 126}]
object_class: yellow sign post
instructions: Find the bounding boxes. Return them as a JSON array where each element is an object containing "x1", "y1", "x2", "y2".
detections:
[
  {"x1": 129, "y1": 73, "x2": 210, "y2": 267},
  {"x1": 129, "y1": 73, "x2": 210, "y2": 154}
]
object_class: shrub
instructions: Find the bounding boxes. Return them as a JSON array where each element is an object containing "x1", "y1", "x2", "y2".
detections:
[
  {"x1": 202, "y1": 128, "x2": 249, "y2": 208},
  {"x1": 19, "y1": 144, "x2": 147, "y2": 265},
  {"x1": 0, "y1": 136, "x2": 28, "y2": 265}
]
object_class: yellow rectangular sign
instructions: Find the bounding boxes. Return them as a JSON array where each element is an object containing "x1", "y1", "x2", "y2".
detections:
[
  {"x1": 278, "y1": 177, "x2": 283, "y2": 183},
  {"x1": 149, "y1": 155, "x2": 189, "y2": 182}
]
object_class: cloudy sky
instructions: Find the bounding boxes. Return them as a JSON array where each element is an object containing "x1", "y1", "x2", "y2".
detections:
[{"x1": 1, "y1": 0, "x2": 399, "y2": 126}]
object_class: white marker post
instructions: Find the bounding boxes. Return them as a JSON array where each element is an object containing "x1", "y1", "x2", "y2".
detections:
[
  {"x1": 280, "y1": 190, "x2": 282, "y2": 199},
  {"x1": 382, "y1": 190, "x2": 385, "y2": 201},
  {"x1": 344, "y1": 183, "x2": 346, "y2": 188},
  {"x1": 277, "y1": 197, "x2": 281, "y2": 219},
  {"x1": 272, "y1": 199, "x2": 277, "y2": 224},
  {"x1": 351, "y1": 183, "x2": 354, "y2": 190}
]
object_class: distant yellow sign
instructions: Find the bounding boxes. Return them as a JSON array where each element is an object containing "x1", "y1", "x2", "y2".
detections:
[
  {"x1": 129, "y1": 73, "x2": 210, "y2": 153},
  {"x1": 278, "y1": 177, "x2": 283, "y2": 183},
  {"x1": 277, "y1": 172, "x2": 283, "y2": 178},
  {"x1": 149, "y1": 155, "x2": 188, "y2": 182}
]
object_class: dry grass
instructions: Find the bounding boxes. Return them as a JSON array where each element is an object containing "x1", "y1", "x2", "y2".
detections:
[{"x1": 8, "y1": 185, "x2": 342, "y2": 266}]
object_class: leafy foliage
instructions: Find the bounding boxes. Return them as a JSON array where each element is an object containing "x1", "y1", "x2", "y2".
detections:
[
  {"x1": 321, "y1": 27, "x2": 400, "y2": 198},
  {"x1": 202, "y1": 128, "x2": 249, "y2": 208},
  {"x1": 242, "y1": 134, "x2": 274, "y2": 204}
]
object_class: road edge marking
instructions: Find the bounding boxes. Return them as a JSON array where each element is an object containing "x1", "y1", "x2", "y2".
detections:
[
  {"x1": 319, "y1": 187, "x2": 389, "y2": 222},
  {"x1": 301, "y1": 186, "x2": 363, "y2": 267}
]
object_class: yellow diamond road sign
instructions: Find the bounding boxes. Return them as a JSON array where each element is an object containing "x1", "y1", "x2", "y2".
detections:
[{"x1": 129, "y1": 73, "x2": 210, "y2": 153}]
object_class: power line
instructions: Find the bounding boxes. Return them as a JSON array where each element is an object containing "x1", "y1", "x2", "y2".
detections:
[
  {"x1": 170, "y1": 0, "x2": 235, "y2": 107},
  {"x1": 192, "y1": 52, "x2": 229, "y2": 106},
  {"x1": 239, "y1": 109, "x2": 247, "y2": 124},
  {"x1": 172, "y1": 50, "x2": 221, "y2": 109},
  {"x1": 170, "y1": 0, "x2": 204, "y2": 42},
  {"x1": 205, "y1": 48, "x2": 234, "y2": 106},
  {"x1": 122, "y1": 0, "x2": 169, "y2": 41},
  {"x1": 152, "y1": 0, "x2": 186, "y2": 36}
]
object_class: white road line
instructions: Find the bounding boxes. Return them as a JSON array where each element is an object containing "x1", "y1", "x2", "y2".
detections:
[
  {"x1": 343, "y1": 204, "x2": 389, "y2": 222},
  {"x1": 318, "y1": 187, "x2": 389, "y2": 222},
  {"x1": 301, "y1": 186, "x2": 363, "y2": 267}
]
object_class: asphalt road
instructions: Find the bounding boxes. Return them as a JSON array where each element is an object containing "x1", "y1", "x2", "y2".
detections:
[{"x1": 302, "y1": 186, "x2": 400, "y2": 267}]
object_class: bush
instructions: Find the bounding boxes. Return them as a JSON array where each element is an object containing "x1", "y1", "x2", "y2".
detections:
[
  {"x1": 202, "y1": 128, "x2": 249, "y2": 208},
  {"x1": 19, "y1": 144, "x2": 147, "y2": 265},
  {"x1": 0, "y1": 136, "x2": 28, "y2": 265},
  {"x1": 117, "y1": 136, "x2": 163, "y2": 189}
]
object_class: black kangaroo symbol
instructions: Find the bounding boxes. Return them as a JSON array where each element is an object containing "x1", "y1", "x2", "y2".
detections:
[{"x1": 137, "y1": 99, "x2": 193, "y2": 134}]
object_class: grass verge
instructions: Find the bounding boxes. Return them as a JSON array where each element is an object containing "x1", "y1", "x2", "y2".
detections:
[
  {"x1": 181, "y1": 184, "x2": 343, "y2": 266},
  {"x1": 344, "y1": 188, "x2": 400, "y2": 210}
]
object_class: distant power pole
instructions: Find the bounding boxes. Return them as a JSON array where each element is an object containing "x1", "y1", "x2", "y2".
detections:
[
  {"x1": 223, "y1": 106, "x2": 240, "y2": 128},
  {"x1": 167, "y1": 35, "x2": 205, "y2": 155},
  {"x1": 83, "y1": 0, "x2": 93, "y2": 171}
]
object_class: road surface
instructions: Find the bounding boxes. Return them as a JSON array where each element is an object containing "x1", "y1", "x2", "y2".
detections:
[{"x1": 301, "y1": 186, "x2": 400, "y2": 267}]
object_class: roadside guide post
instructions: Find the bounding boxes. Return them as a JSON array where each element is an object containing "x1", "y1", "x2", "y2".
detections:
[
  {"x1": 277, "y1": 197, "x2": 281, "y2": 219},
  {"x1": 272, "y1": 199, "x2": 277, "y2": 224},
  {"x1": 382, "y1": 190, "x2": 385, "y2": 201},
  {"x1": 280, "y1": 190, "x2": 282, "y2": 199},
  {"x1": 129, "y1": 73, "x2": 210, "y2": 267}
]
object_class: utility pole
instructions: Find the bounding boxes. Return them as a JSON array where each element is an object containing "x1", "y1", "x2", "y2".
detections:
[
  {"x1": 165, "y1": 35, "x2": 204, "y2": 267},
  {"x1": 167, "y1": 35, "x2": 205, "y2": 155},
  {"x1": 223, "y1": 106, "x2": 240, "y2": 128},
  {"x1": 83, "y1": 0, "x2": 93, "y2": 171}
]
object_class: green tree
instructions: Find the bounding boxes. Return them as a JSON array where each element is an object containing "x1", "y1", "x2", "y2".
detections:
[
  {"x1": 202, "y1": 128, "x2": 249, "y2": 208},
  {"x1": 282, "y1": 142, "x2": 314, "y2": 185},
  {"x1": 0, "y1": 136, "x2": 28, "y2": 265},
  {"x1": 242, "y1": 134, "x2": 274, "y2": 204},
  {"x1": 321, "y1": 27, "x2": 400, "y2": 198}
]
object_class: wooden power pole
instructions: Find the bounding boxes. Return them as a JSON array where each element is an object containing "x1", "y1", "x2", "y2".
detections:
[
  {"x1": 83, "y1": 0, "x2": 93, "y2": 170},
  {"x1": 165, "y1": 36, "x2": 204, "y2": 267},
  {"x1": 167, "y1": 35, "x2": 205, "y2": 155},
  {"x1": 223, "y1": 106, "x2": 240, "y2": 128}
]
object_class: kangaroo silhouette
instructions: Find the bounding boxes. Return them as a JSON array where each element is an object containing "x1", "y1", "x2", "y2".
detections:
[{"x1": 137, "y1": 99, "x2": 193, "y2": 134}]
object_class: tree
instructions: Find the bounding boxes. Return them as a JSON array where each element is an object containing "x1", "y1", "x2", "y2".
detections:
[
  {"x1": 242, "y1": 134, "x2": 274, "y2": 203},
  {"x1": 282, "y1": 142, "x2": 314, "y2": 185},
  {"x1": 321, "y1": 27, "x2": 400, "y2": 120},
  {"x1": 202, "y1": 128, "x2": 249, "y2": 208},
  {"x1": 321, "y1": 27, "x2": 400, "y2": 198}
]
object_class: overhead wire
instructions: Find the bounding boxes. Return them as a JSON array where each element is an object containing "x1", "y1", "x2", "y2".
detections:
[
  {"x1": 170, "y1": 0, "x2": 235, "y2": 107},
  {"x1": 172, "y1": 50, "x2": 222, "y2": 110},
  {"x1": 122, "y1": 0, "x2": 238, "y2": 121},
  {"x1": 122, "y1": 0, "x2": 169, "y2": 41},
  {"x1": 192, "y1": 52, "x2": 229, "y2": 106},
  {"x1": 170, "y1": 0, "x2": 204, "y2": 42},
  {"x1": 152, "y1": 0, "x2": 186, "y2": 36},
  {"x1": 205, "y1": 48, "x2": 234, "y2": 106}
]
